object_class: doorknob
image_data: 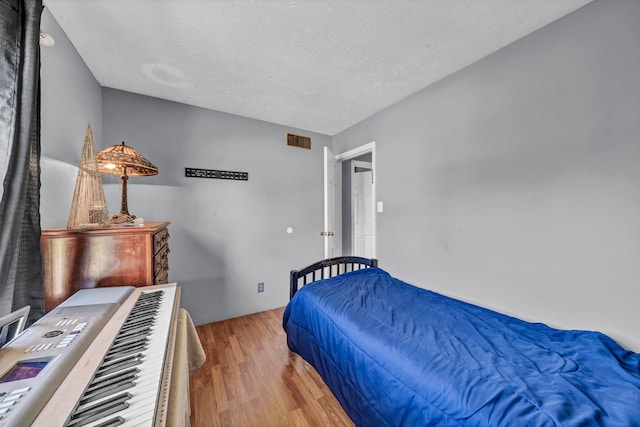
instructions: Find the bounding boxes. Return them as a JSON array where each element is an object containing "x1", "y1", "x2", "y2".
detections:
[{"x1": 320, "y1": 231, "x2": 335, "y2": 237}]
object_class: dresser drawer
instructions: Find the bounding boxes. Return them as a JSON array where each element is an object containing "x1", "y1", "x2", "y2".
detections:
[
  {"x1": 154, "y1": 268, "x2": 169, "y2": 285},
  {"x1": 153, "y1": 227, "x2": 170, "y2": 254},
  {"x1": 154, "y1": 244, "x2": 170, "y2": 284}
]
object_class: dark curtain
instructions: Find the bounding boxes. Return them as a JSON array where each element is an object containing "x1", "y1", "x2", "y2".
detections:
[{"x1": 0, "y1": 0, "x2": 44, "y2": 324}]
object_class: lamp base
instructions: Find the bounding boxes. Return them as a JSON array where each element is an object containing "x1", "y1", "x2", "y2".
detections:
[{"x1": 110, "y1": 212, "x2": 136, "y2": 224}]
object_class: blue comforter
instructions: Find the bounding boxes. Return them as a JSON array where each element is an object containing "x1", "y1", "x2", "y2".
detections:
[{"x1": 283, "y1": 268, "x2": 640, "y2": 426}]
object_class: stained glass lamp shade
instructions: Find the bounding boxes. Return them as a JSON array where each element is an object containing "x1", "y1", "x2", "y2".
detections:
[{"x1": 95, "y1": 141, "x2": 158, "y2": 223}]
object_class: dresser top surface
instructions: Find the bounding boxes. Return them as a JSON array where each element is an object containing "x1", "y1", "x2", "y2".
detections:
[{"x1": 42, "y1": 221, "x2": 170, "y2": 237}]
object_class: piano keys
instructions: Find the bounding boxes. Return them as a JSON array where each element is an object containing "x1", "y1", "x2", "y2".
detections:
[{"x1": 65, "y1": 287, "x2": 178, "y2": 427}]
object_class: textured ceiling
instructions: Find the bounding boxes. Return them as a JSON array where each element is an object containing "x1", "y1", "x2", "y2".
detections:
[{"x1": 44, "y1": 0, "x2": 592, "y2": 136}]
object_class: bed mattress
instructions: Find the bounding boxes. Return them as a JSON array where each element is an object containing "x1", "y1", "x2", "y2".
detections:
[{"x1": 283, "y1": 268, "x2": 640, "y2": 426}]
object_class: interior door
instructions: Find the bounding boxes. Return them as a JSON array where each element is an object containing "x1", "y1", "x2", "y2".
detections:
[
  {"x1": 323, "y1": 146, "x2": 340, "y2": 258},
  {"x1": 352, "y1": 160, "x2": 374, "y2": 258}
]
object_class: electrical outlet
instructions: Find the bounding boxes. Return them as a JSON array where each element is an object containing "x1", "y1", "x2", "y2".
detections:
[{"x1": 258, "y1": 282, "x2": 264, "y2": 293}]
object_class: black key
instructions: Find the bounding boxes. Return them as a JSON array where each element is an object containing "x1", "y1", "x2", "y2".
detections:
[
  {"x1": 79, "y1": 380, "x2": 136, "y2": 406},
  {"x1": 95, "y1": 354, "x2": 143, "y2": 378},
  {"x1": 94, "y1": 417, "x2": 125, "y2": 427},
  {"x1": 67, "y1": 392, "x2": 131, "y2": 427}
]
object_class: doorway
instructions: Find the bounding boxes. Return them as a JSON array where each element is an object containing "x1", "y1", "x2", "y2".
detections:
[
  {"x1": 351, "y1": 160, "x2": 374, "y2": 258},
  {"x1": 323, "y1": 141, "x2": 376, "y2": 258}
]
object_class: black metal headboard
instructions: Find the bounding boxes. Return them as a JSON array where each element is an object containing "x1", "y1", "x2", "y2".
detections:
[{"x1": 290, "y1": 256, "x2": 378, "y2": 299}]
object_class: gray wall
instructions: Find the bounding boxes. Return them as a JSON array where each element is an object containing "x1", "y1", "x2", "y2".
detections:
[
  {"x1": 40, "y1": 7, "x2": 103, "y2": 229},
  {"x1": 101, "y1": 89, "x2": 329, "y2": 324},
  {"x1": 333, "y1": 0, "x2": 640, "y2": 351}
]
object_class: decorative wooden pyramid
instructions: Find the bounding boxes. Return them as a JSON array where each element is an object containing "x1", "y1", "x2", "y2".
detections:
[{"x1": 67, "y1": 124, "x2": 109, "y2": 228}]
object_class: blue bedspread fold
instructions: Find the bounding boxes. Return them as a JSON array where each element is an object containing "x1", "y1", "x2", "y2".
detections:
[{"x1": 283, "y1": 268, "x2": 640, "y2": 426}]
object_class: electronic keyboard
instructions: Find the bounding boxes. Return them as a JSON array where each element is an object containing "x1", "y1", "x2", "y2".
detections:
[{"x1": 0, "y1": 283, "x2": 180, "y2": 427}]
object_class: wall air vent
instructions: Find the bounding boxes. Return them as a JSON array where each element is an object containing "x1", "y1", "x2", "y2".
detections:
[{"x1": 286, "y1": 133, "x2": 311, "y2": 150}]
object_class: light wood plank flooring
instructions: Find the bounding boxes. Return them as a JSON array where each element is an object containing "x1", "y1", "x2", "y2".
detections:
[{"x1": 189, "y1": 307, "x2": 354, "y2": 427}]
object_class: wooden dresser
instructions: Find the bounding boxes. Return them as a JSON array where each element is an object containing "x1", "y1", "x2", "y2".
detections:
[{"x1": 41, "y1": 222, "x2": 170, "y2": 312}]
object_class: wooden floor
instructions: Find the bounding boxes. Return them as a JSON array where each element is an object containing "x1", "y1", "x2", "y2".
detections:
[{"x1": 189, "y1": 307, "x2": 354, "y2": 427}]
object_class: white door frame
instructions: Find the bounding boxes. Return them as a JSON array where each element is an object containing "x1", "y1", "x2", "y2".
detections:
[{"x1": 333, "y1": 141, "x2": 377, "y2": 258}]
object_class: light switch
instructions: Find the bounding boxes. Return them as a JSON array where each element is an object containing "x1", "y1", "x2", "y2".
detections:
[{"x1": 377, "y1": 201, "x2": 384, "y2": 213}]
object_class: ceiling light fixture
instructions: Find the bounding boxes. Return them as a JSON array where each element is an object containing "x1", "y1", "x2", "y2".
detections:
[{"x1": 39, "y1": 30, "x2": 55, "y2": 47}]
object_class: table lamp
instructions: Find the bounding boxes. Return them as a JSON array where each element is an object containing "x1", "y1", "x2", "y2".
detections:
[{"x1": 95, "y1": 141, "x2": 158, "y2": 224}]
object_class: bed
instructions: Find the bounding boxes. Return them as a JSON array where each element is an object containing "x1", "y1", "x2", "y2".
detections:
[{"x1": 283, "y1": 257, "x2": 640, "y2": 426}]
